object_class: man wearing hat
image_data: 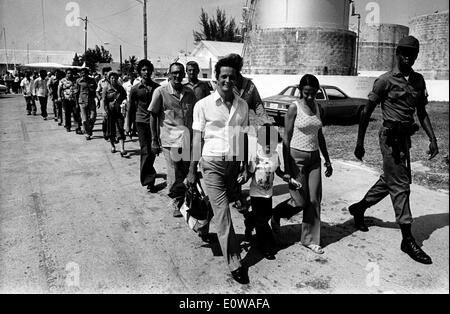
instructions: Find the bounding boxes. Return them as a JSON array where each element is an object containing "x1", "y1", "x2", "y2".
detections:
[{"x1": 349, "y1": 35, "x2": 439, "y2": 264}]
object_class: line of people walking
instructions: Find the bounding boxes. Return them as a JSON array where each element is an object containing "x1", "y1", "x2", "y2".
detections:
[{"x1": 17, "y1": 36, "x2": 440, "y2": 286}]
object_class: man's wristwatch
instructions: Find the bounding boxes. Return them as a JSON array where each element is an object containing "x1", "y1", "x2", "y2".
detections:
[{"x1": 324, "y1": 161, "x2": 332, "y2": 167}]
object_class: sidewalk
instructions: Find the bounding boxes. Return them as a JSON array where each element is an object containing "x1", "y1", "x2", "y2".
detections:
[{"x1": 0, "y1": 95, "x2": 448, "y2": 294}]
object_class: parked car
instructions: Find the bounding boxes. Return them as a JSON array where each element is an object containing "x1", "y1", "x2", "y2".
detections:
[
  {"x1": 199, "y1": 78, "x2": 217, "y2": 92},
  {"x1": 263, "y1": 85, "x2": 367, "y2": 124},
  {"x1": 0, "y1": 84, "x2": 7, "y2": 95}
]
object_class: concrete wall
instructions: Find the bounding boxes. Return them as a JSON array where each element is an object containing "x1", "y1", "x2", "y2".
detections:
[
  {"x1": 246, "y1": 74, "x2": 449, "y2": 102},
  {"x1": 357, "y1": 24, "x2": 409, "y2": 72},
  {"x1": 243, "y1": 28, "x2": 356, "y2": 75},
  {"x1": 409, "y1": 11, "x2": 449, "y2": 80}
]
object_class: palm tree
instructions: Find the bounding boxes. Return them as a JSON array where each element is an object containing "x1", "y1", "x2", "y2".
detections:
[
  {"x1": 123, "y1": 56, "x2": 138, "y2": 76},
  {"x1": 193, "y1": 8, "x2": 242, "y2": 43}
]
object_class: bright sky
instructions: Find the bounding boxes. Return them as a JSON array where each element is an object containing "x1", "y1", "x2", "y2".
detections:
[{"x1": 0, "y1": 0, "x2": 448, "y2": 62}]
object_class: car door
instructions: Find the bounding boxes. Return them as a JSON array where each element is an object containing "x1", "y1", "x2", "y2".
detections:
[
  {"x1": 322, "y1": 86, "x2": 352, "y2": 119},
  {"x1": 314, "y1": 87, "x2": 328, "y2": 119}
]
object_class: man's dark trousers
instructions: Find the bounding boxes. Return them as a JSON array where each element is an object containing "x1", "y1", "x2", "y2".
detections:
[
  {"x1": 63, "y1": 99, "x2": 82, "y2": 131},
  {"x1": 25, "y1": 96, "x2": 37, "y2": 114},
  {"x1": 136, "y1": 122, "x2": 157, "y2": 187},
  {"x1": 360, "y1": 127, "x2": 413, "y2": 224},
  {"x1": 38, "y1": 96, "x2": 48, "y2": 118}
]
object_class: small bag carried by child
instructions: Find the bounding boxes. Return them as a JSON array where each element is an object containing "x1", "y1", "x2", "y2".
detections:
[{"x1": 180, "y1": 182, "x2": 214, "y2": 232}]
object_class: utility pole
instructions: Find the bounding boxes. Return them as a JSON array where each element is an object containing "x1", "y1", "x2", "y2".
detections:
[
  {"x1": 3, "y1": 28, "x2": 8, "y2": 71},
  {"x1": 41, "y1": 0, "x2": 48, "y2": 62},
  {"x1": 143, "y1": 0, "x2": 147, "y2": 59},
  {"x1": 119, "y1": 45, "x2": 123, "y2": 73},
  {"x1": 79, "y1": 16, "x2": 88, "y2": 65},
  {"x1": 351, "y1": 1, "x2": 361, "y2": 76}
]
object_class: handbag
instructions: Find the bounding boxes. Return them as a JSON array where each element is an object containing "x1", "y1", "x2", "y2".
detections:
[{"x1": 180, "y1": 182, "x2": 214, "y2": 233}]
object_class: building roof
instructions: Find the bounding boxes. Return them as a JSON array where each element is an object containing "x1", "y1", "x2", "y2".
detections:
[
  {"x1": 0, "y1": 49, "x2": 76, "y2": 65},
  {"x1": 176, "y1": 55, "x2": 212, "y2": 69},
  {"x1": 191, "y1": 41, "x2": 244, "y2": 59}
]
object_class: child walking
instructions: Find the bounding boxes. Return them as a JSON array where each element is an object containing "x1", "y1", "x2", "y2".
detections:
[{"x1": 240, "y1": 126, "x2": 301, "y2": 260}]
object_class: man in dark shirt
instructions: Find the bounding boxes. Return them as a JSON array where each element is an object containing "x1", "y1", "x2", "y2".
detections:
[
  {"x1": 48, "y1": 70, "x2": 64, "y2": 125},
  {"x1": 183, "y1": 61, "x2": 210, "y2": 101},
  {"x1": 126, "y1": 59, "x2": 160, "y2": 192},
  {"x1": 76, "y1": 67, "x2": 97, "y2": 140},
  {"x1": 58, "y1": 69, "x2": 82, "y2": 134},
  {"x1": 350, "y1": 36, "x2": 439, "y2": 265}
]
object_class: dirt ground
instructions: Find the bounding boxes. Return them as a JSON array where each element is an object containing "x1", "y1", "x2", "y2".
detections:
[{"x1": 0, "y1": 94, "x2": 448, "y2": 294}]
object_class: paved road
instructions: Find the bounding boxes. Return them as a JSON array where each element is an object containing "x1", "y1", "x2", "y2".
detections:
[{"x1": 0, "y1": 94, "x2": 448, "y2": 294}]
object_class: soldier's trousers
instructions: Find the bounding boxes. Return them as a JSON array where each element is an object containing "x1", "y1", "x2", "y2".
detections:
[{"x1": 361, "y1": 127, "x2": 413, "y2": 225}]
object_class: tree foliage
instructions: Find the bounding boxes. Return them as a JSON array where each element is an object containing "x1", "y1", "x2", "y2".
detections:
[
  {"x1": 72, "y1": 53, "x2": 82, "y2": 66},
  {"x1": 81, "y1": 45, "x2": 113, "y2": 71},
  {"x1": 193, "y1": 8, "x2": 242, "y2": 43},
  {"x1": 122, "y1": 55, "x2": 138, "y2": 76}
]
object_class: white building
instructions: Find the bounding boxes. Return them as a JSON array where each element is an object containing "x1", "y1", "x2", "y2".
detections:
[{"x1": 188, "y1": 41, "x2": 244, "y2": 78}]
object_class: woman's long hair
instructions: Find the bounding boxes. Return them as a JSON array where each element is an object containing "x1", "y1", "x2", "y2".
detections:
[{"x1": 298, "y1": 74, "x2": 320, "y2": 99}]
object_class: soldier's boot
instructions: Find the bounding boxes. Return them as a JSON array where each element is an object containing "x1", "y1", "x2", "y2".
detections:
[
  {"x1": 400, "y1": 224, "x2": 432, "y2": 265},
  {"x1": 348, "y1": 200, "x2": 369, "y2": 232}
]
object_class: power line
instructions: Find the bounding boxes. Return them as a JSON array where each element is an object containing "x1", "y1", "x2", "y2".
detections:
[
  {"x1": 89, "y1": 20, "x2": 143, "y2": 49},
  {"x1": 92, "y1": 4, "x2": 140, "y2": 20},
  {"x1": 88, "y1": 24, "x2": 104, "y2": 46},
  {"x1": 88, "y1": 13, "x2": 175, "y2": 58}
]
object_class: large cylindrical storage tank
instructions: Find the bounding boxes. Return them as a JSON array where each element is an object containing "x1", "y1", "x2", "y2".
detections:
[
  {"x1": 357, "y1": 24, "x2": 409, "y2": 72},
  {"x1": 243, "y1": 0, "x2": 356, "y2": 75},
  {"x1": 409, "y1": 10, "x2": 449, "y2": 80}
]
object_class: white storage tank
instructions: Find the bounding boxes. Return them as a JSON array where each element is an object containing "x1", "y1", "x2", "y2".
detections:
[{"x1": 409, "y1": 10, "x2": 449, "y2": 80}]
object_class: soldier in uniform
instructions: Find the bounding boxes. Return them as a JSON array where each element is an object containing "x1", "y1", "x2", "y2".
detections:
[{"x1": 350, "y1": 36, "x2": 439, "y2": 264}]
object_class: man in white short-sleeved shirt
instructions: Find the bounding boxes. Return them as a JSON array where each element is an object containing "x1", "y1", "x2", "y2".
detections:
[{"x1": 187, "y1": 57, "x2": 250, "y2": 285}]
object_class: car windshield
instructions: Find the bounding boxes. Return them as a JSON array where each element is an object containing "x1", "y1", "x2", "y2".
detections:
[
  {"x1": 280, "y1": 87, "x2": 295, "y2": 96},
  {"x1": 293, "y1": 86, "x2": 325, "y2": 100},
  {"x1": 324, "y1": 87, "x2": 346, "y2": 100}
]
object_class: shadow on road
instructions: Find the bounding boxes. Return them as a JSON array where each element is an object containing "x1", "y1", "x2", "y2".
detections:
[{"x1": 265, "y1": 212, "x2": 449, "y2": 256}]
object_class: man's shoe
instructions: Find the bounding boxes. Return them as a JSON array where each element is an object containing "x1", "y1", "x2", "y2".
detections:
[
  {"x1": 66, "y1": 128, "x2": 71, "y2": 132},
  {"x1": 43, "y1": 117, "x2": 48, "y2": 120},
  {"x1": 199, "y1": 233, "x2": 216, "y2": 244},
  {"x1": 54, "y1": 118, "x2": 58, "y2": 122},
  {"x1": 120, "y1": 151, "x2": 130, "y2": 158},
  {"x1": 167, "y1": 198, "x2": 182, "y2": 217},
  {"x1": 231, "y1": 267, "x2": 249, "y2": 284},
  {"x1": 86, "y1": 135, "x2": 91, "y2": 141},
  {"x1": 173, "y1": 209, "x2": 183, "y2": 218},
  {"x1": 147, "y1": 184, "x2": 158, "y2": 193},
  {"x1": 27, "y1": 112, "x2": 31, "y2": 116},
  {"x1": 75, "y1": 129, "x2": 83, "y2": 135},
  {"x1": 401, "y1": 237, "x2": 432, "y2": 265},
  {"x1": 349, "y1": 203, "x2": 369, "y2": 232},
  {"x1": 58, "y1": 122, "x2": 62, "y2": 126},
  {"x1": 262, "y1": 251, "x2": 276, "y2": 260}
]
